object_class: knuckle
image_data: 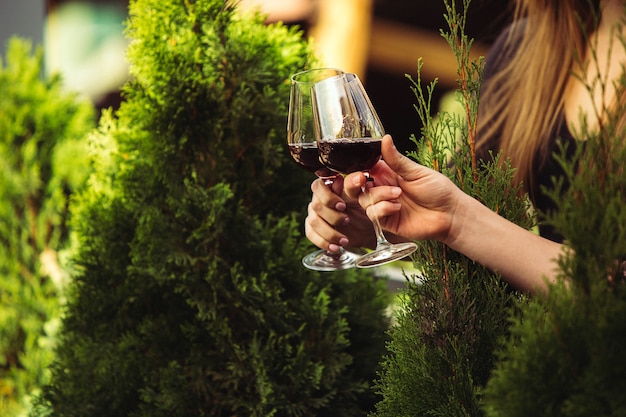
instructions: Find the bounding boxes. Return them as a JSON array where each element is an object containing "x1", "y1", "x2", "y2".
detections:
[{"x1": 309, "y1": 199, "x2": 323, "y2": 213}]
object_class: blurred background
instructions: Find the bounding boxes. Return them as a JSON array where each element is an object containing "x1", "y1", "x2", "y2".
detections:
[{"x1": 0, "y1": 0, "x2": 508, "y2": 153}]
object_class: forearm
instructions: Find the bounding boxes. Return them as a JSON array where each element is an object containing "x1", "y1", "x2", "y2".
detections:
[{"x1": 445, "y1": 194, "x2": 564, "y2": 294}]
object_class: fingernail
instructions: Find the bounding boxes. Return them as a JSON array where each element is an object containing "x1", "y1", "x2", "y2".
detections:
[
  {"x1": 335, "y1": 201, "x2": 346, "y2": 211},
  {"x1": 391, "y1": 187, "x2": 401, "y2": 197},
  {"x1": 329, "y1": 243, "x2": 340, "y2": 252},
  {"x1": 339, "y1": 237, "x2": 349, "y2": 247},
  {"x1": 352, "y1": 175, "x2": 362, "y2": 186}
]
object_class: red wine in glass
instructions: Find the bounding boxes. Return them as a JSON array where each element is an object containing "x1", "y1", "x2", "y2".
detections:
[
  {"x1": 288, "y1": 143, "x2": 336, "y2": 181},
  {"x1": 317, "y1": 138, "x2": 381, "y2": 174}
]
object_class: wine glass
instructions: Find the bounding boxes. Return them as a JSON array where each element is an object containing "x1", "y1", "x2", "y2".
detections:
[
  {"x1": 312, "y1": 72, "x2": 418, "y2": 268},
  {"x1": 287, "y1": 68, "x2": 366, "y2": 271}
]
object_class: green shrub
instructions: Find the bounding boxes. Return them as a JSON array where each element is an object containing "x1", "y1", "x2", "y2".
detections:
[
  {"x1": 33, "y1": 1, "x2": 390, "y2": 416},
  {"x1": 371, "y1": 2, "x2": 533, "y2": 416},
  {"x1": 0, "y1": 38, "x2": 95, "y2": 416},
  {"x1": 483, "y1": 52, "x2": 626, "y2": 417}
]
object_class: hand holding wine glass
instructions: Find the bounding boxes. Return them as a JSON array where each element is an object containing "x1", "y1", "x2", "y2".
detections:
[
  {"x1": 312, "y1": 73, "x2": 418, "y2": 268},
  {"x1": 287, "y1": 68, "x2": 366, "y2": 271}
]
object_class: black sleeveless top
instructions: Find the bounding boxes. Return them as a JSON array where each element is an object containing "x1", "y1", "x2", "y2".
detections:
[{"x1": 477, "y1": 23, "x2": 578, "y2": 243}]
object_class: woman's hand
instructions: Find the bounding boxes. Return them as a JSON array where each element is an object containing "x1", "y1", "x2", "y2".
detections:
[
  {"x1": 305, "y1": 174, "x2": 377, "y2": 252},
  {"x1": 343, "y1": 134, "x2": 463, "y2": 245}
]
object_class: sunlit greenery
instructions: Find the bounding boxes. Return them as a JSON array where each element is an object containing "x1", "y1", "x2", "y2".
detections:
[{"x1": 0, "y1": 37, "x2": 95, "y2": 417}]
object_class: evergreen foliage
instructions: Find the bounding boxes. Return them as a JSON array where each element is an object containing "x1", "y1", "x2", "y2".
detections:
[
  {"x1": 482, "y1": 28, "x2": 626, "y2": 417},
  {"x1": 371, "y1": 2, "x2": 533, "y2": 416},
  {"x1": 0, "y1": 38, "x2": 95, "y2": 416},
  {"x1": 33, "y1": 1, "x2": 390, "y2": 416}
]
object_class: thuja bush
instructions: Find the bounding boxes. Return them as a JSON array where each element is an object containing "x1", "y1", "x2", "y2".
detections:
[
  {"x1": 0, "y1": 38, "x2": 94, "y2": 416},
  {"x1": 33, "y1": 1, "x2": 389, "y2": 416},
  {"x1": 482, "y1": 39, "x2": 626, "y2": 417},
  {"x1": 372, "y1": 1, "x2": 532, "y2": 416}
]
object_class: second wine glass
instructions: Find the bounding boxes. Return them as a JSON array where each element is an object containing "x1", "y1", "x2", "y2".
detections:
[{"x1": 312, "y1": 73, "x2": 418, "y2": 268}]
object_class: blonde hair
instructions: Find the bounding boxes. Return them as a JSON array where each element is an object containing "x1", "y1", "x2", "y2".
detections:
[{"x1": 477, "y1": 0, "x2": 599, "y2": 192}]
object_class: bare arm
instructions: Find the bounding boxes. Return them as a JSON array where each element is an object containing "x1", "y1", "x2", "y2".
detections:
[{"x1": 443, "y1": 192, "x2": 563, "y2": 294}]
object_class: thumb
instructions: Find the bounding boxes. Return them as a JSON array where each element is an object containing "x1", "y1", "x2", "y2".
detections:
[{"x1": 381, "y1": 134, "x2": 420, "y2": 179}]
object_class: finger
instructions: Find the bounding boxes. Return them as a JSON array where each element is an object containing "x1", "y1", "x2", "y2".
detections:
[
  {"x1": 380, "y1": 134, "x2": 423, "y2": 180},
  {"x1": 311, "y1": 177, "x2": 348, "y2": 214},
  {"x1": 344, "y1": 172, "x2": 367, "y2": 200},
  {"x1": 359, "y1": 185, "x2": 402, "y2": 219},
  {"x1": 305, "y1": 222, "x2": 333, "y2": 251},
  {"x1": 365, "y1": 200, "x2": 402, "y2": 222},
  {"x1": 309, "y1": 195, "x2": 350, "y2": 227},
  {"x1": 360, "y1": 184, "x2": 403, "y2": 206},
  {"x1": 305, "y1": 205, "x2": 350, "y2": 250}
]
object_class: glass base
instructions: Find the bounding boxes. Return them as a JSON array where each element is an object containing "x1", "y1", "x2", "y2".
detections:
[
  {"x1": 302, "y1": 247, "x2": 367, "y2": 271},
  {"x1": 356, "y1": 242, "x2": 418, "y2": 269}
]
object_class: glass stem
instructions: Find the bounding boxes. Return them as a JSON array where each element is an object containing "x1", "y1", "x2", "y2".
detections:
[
  {"x1": 323, "y1": 176, "x2": 346, "y2": 250},
  {"x1": 372, "y1": 221, "x2": 391, "y2": 249},
  {"x1": 362, "y1": 172, "x2": 391, "y2": 248}
]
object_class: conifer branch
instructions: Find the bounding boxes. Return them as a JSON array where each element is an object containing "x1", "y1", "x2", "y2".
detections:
[{"x1": 442, "y1": 0, "x2": 480, "y2": 183}]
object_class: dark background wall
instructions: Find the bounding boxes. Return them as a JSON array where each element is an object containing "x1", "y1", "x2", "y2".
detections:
[{"x1": 367, "y1": 0, "x2": 510, "y2": 152}]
